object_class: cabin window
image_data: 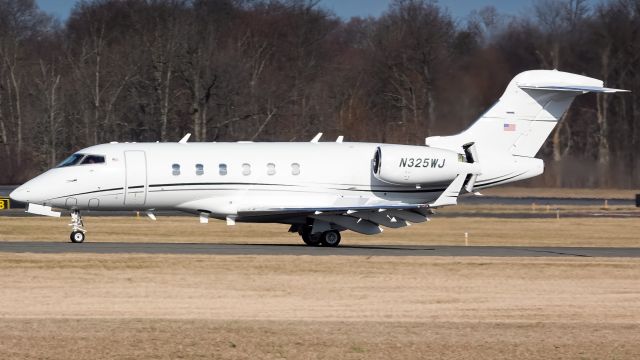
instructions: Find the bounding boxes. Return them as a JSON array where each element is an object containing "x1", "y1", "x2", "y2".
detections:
[
  {"x1": 172, "y1": 164, "x2": 180, "y2": 176},
  {"x1": 242, "y1": 163, "x2": 251, "y2": 176},
  {"x1": 291, "y1": 163, "x2": 300, "y2": 175},
  {"x1": 219, "y1": 163, "x2": 227, "y2": 176},
  {"x1": 81, "y1": 155, "x2": 105, "y2": 165},
  {"x1": 267, "y1": 163, "x2": 276, "y2": 175},
  {"x1": 196, "y1": 164, "x2": 204, "y2": 176}
]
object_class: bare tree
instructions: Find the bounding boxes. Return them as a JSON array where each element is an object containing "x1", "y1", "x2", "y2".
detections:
[
  {"x1": 370, "y1": 0, "x2": 455, "y2": 142},
  {"x1": 0, "y1": 0, "x2": 638, "y2": 187},
  {"x1": 35, "y1": 60, "x2": 62, "y2": 167}
]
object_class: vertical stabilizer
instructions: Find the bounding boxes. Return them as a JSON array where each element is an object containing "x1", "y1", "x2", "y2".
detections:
[{"x1": 426, "y1": 70, "x2": 627, "y2": 158}]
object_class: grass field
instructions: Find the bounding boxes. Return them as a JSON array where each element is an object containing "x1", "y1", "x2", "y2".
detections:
[
  {"x1": 2, "y1": 208, "x2": 640, "y2": 359},
  {"x1": 0, "y1": 254, "x2": 639, "y2": 359}
]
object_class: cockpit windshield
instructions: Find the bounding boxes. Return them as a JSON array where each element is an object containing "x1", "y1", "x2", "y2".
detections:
[
  {"x1": 57, "y1": 154, "x2": 85, "y2": 168},
  {"x1": 56, "y1": 154, "x2": 106, "y2": 168},
  {"x1": 81, "y1": 155, "x2": 105, "y2": 165}
]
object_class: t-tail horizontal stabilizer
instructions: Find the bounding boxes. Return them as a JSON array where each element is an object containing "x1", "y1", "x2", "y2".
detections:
[
  {"x1": 425, "y1": 70, "x2": 630, "y2": 160},
  {"x1": 517, "y1": 84, "x2": 629, "y2": 93},
  {"x1": 428, "y1": 174, "x2": 467, "y2": 208}
]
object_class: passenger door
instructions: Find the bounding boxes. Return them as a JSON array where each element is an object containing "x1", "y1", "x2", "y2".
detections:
[{"x1": 124, "y1": 151, "x2": 147, "y2": 206}]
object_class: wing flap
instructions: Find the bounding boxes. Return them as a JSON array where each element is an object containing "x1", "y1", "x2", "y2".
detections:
[
  {"x1": 349, "y1": 210, "x2": 409, "y2": 228},
  {"x1": 386, "y1": 209, "x2": 429, "y2": 223},
  {"x1": 311, "y1": 214, "x2": 382, "y2": 235}
]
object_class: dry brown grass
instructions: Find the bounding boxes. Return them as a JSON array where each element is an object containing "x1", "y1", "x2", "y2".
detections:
[
  {"x1": 481, "y1": 186, "x2": 640, "y2": 199},
  {"x1": 0, "y1": 254, "x2": 639, "y2": 359},
  {"x1": 2, "y1": 210, "x2": 640, "y2": 358},
  {"x1": 2, "y1": 319, "x2": 638, "y2": 359},
  {"x1": 444, "y1": 203, "x2": 639, "y2": 213},
  {"x1": 1, "y1": 215, "x2": 640, "y2": 247}
]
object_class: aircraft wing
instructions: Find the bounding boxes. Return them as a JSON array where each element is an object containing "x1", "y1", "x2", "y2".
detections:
[
  {"x1": 237, "y1": 172, "x2": 468, "y2": 216},
  {"x1": 236, "y1": 173, "x2": 469, "y2": 235},
  {"x1": 238, "y1": 204, "x2": 433, "y2": 235}
]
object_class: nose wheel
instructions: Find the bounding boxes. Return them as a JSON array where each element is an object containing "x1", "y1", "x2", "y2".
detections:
[
  {"x1": 70, "y1": 231, "x2": 85, "y2": 243},
  {"x1": 69, "y1": 210, "x2": 86, "y2": 243}
]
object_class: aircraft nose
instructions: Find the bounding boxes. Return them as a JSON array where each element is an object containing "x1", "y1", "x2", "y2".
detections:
[{"x1": 9, "y1": 186, "x2": 30, "y2": 203}]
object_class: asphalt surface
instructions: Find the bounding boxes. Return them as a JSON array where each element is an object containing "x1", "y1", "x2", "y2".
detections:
[{"x1": 0, "y1": 241, "x2": 638, "y2": 257}]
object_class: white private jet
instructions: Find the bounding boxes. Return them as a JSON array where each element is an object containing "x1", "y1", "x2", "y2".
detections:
[{"x1": 10, "y1": 70, "x2": 627, "y2": 245}]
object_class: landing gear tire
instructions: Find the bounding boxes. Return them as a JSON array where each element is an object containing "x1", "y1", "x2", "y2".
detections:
[
  {"x1": 320, "y1": 230, "x2": 341, "y2": 247},
  {"x1": 70, "y1": 231, "x2": 85, "y2": 243},
  {"x1": 301, "y1": 231, "x2": 321, "y2": 246},
  {"x1": 69, "y1": 210, "x2": 86, "y2": 243}
]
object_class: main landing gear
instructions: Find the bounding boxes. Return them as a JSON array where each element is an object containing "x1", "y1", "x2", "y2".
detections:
[
  {"x1": 300, "y1": 228, "x2": 341, "y2": 247},
  {"x1": 69, "y1": 210, "x2": 86, "y2": 243}
]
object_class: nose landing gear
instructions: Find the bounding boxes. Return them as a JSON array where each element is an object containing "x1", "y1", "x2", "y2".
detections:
[{"x1": 69, "y1": 210, "x2": 86, "y2": 243}]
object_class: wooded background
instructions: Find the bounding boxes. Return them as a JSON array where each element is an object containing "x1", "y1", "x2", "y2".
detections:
[{"x1": 0, "y1": 0, "x2": 638, "y2": 187}]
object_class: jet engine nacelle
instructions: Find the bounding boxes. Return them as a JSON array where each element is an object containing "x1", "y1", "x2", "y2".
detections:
[{"x1": 373, "y1": 145, "x2": 475, "y2": 185}]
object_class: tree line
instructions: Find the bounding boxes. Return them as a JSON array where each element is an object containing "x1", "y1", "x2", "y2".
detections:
[{"x1": 0, "y1": 0, "x2": 639, "y2": 187}]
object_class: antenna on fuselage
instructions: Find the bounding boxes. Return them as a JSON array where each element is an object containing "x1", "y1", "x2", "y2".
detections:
[
  {"x1": 310, "y1": 133, "x2": 323, "y2": 143},
  {"x1": 179, "y1": 133, "x2": 191, "y2": 144}
]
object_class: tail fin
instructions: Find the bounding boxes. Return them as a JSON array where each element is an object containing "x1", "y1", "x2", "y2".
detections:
[{"x1": 426, "y1": 70, "x2": 627, "y2": 157}]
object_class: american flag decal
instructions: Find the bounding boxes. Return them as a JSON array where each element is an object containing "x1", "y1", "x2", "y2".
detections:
[{"x1": 504, "y1": 123, "x2": 516, "y2": 131}]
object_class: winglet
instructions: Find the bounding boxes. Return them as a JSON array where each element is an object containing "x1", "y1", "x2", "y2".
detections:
[
  {"x1": 310, "y1": 133, "x2": 323, "y2": 143},
  {"x1": 179, "y1": 133, "x2": 191, "y2": 144},
  {"x1": 429, "y1": 174, "x2": 467, "y2": 208}
]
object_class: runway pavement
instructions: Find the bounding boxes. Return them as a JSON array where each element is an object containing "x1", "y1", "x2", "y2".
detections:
[{"x1": 0, "y1": 241, "x2": 639, "y2": 257}]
